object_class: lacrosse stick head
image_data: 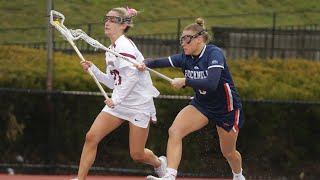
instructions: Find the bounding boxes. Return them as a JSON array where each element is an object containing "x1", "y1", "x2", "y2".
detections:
[
  {"x1": 49, "y1": 10, "x2": 74, "y2": 40},
  {"x1": 50, "y1": 10, "x2": 65, "y2": 29},
  {"x1": 69, "y1": 29, "x2": 103, "y2": 51},
  {"x1": 69, "y1": 29, "x2": 87, "y2": 40}
]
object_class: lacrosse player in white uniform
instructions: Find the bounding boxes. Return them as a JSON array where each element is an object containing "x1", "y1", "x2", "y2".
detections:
[{"x1": 70, "y1": 7, "x2": 167, "y2": 180}]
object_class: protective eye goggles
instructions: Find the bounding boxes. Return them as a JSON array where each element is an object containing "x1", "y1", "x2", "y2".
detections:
[
  {"x1": 103, "y1": 15, "x2": 131, "y2": 24},
  {"x1": 179, "y1": 29, "x2": 207, "y2": 44}
]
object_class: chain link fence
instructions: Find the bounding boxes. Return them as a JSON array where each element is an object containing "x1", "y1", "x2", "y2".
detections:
[
  {"x1": 0, "y1": 88, "x2": 319, "y2": 179},
  {"x1": 1, "y1": 11, "x2": 320, "y2": 60}
]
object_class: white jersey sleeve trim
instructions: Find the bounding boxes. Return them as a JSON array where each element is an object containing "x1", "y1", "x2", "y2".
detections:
[
  {"x1": 208, "y1": 65, "x2": 224, "y2": 69},
  {"x1": 168, "y1": 56, "x2": 175, "y2": 67}
]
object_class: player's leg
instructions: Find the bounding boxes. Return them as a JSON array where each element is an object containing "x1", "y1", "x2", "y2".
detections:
[
  {"x1": 76, "y1": 112, "x2": 124, "y2": 180},
  {"x1": 216, "y1": 126, "x2": 241, "y2": 171},
  {"x1": 216, "y1": 126, "x2": 245, "y2": 180},
  {"x1": 129, "y1": 122, "x2": 165, "y2": 165},
  {"x1": 166, "y1": 105, "x2": 208, "y2": 178},
  {"x1": 216, "y1": 108, "x2": 245, "y2": 180},
  {"x1": 128, "y1": 122, "x2": 154, "y2": 164},
  {"x1": 146, "y1": 105, "x2": 209, "y2": 180}
]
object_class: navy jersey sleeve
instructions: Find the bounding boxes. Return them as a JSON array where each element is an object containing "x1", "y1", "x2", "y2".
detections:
[
  {"x1": 207, "y1": 49, "x2": 225, "y2": 69},
  {"x1": 168, "y1": 54, "x2": 185, "y2": 68},
  {"x1": 143, "y1": 57, "x2": 172, "y2": 68},
  {"x1": 186, "y1": 68, "x2": 221, "y2": 91}
]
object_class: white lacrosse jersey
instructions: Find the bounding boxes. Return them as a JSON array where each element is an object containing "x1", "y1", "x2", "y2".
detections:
[{"x1": 91, "y1": 35, "x2": 159, "y2": 108}]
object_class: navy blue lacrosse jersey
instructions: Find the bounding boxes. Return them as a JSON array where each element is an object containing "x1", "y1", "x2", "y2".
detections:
[{"x1": 168, "y1": 45, "x2": 242, "y2": 118}]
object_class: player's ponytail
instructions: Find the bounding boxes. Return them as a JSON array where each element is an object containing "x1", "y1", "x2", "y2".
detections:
[{"x1": 195, "y1": 18, "x2": 205, "y2": 28}]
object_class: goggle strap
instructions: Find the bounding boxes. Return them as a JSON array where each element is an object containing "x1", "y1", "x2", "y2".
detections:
[{"x1": 195, "y1": 29, "x2": 207, "y2": 37}]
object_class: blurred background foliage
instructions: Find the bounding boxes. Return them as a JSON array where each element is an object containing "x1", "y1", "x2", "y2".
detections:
[{"x1": 1, "y1": 45, "x2": 319, "y2": 101}]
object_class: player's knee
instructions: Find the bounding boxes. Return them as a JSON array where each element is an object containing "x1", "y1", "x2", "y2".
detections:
[
  {"x1": 85, "y1": 131, "x2": 98, "y2": 144},
  {"x1": 130, "y1": 151, "x2": 145, "y2": 162},
  {"x1": 222, "y1": 150, "x2": 238, "y2": 161},
  {"x1": 168, "y1": 126, "x2": 183, "y2": 140}
]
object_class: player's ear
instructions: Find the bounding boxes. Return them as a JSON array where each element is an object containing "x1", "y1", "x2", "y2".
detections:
[
  {"x1": 198, "y1": 35, "x2": 205, "y2": 44},
  {"x1": 120, "y1": 23, "x2": 127, "y2": 31},
  {"x1": 196, "y1": 36, "x2": 202, "y2": 44}
]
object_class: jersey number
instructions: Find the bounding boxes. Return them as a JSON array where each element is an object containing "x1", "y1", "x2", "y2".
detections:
[{"x1": 110, "y1": 70, "x2": 122, "y2": 85}]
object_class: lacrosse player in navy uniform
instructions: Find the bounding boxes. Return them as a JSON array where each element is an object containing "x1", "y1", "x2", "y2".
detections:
[
  {"x1": 70, "y1": 7, "x2": 167, "y2": 180},
  {"x1": 136, "y1": 18, "x2": 246, "y2": 180}
]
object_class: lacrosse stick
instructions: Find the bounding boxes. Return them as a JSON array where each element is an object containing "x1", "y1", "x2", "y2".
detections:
[
  {"x1": 69, "y1": 29, "x2": 173, "y2": 83},
  {"x1": 49, "y1": 10, "x2": 111, "y2": 101}
]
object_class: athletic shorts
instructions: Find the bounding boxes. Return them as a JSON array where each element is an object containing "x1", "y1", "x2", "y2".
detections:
[
  {"x1": 102, "y1": 100, "x2": 157, "y2": 129},
  {"x1": 190, "y1": 99, "x2": 245, "y2": 132}
]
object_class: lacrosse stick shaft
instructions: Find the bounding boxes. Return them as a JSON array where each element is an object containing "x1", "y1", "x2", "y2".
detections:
[
  {"x1": 101, "y1": 46, "x2": 173, "y2": 83},
  {"x1": 50, "y1": 10, "x2": 110, "y2": 100},
  {"x1": 70, "y1": 30, "x2": 173, "y2": 83},
  {"x1": 146, "y1": 67, "x2": 172, "y2": 82},
  {"x1": 69, "y1": 40, "x2": 110, "y2": 100}
]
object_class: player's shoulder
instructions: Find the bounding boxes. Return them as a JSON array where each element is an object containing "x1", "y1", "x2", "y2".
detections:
[
  {"x1": 205, "y1": 44, "x2": 225, "y2": 57},
  {"x1": 205, "y1": 44, "x2": 223, "y2": 53},
  {"x1": 115, "y1": 35, "x2": 135, "y2": 50}
]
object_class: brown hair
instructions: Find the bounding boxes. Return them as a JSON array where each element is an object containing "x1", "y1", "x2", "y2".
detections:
[
  {"x1": 184, "y1": 17, "x2": 211, "y2": 44},
  {"x1": 110, "y1": 7, "x2": 138, "y2": 33}
]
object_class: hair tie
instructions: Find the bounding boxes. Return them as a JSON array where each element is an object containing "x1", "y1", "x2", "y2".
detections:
[{"x1": 126, "y1": 6, "x2": 137, "y2": 16}]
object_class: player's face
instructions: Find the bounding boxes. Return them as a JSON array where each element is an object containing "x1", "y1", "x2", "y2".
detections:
[
  {"x1": 180, "y1": 30, "x2": 200, "y2": 55},
  {"x1": 104, "y1": 11, "x2": 127, "y2": 37}
]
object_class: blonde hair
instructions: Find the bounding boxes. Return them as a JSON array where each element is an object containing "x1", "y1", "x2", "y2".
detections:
[
  {"x1": 110, "y1": 7, "x2": 139, "y2": 33},
  {"x1": 184, "y1": 17, "x2": 211, "y2": 44}
]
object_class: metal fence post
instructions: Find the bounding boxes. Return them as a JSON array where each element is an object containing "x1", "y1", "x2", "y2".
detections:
[
  {"x1": 271, "y1": 12, "x2": 276, "y2": 59},
  {"x1": 47, "y1": 0, "x2": 53, "y2": 91},
  {"x1": 46, "y1": 0, "x2": 56, "y2": 174},
  {"x1": 176, "y1": 18, "x2": 181, "y2": 53}
]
